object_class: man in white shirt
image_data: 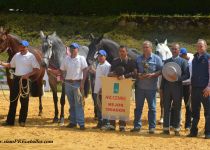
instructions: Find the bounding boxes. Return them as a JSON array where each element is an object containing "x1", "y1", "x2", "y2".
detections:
[
  {"x1": 89, "y1": 50, "x2": 111, "y2": 129},
  {"x1": 60, "y1": 43, "x2": 88, "y2": 130},
  {"x1": 0, "y1": 40, "x2": 40, "y2": 127}
]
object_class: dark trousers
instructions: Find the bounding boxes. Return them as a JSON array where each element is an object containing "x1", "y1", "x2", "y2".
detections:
[
  {"x1": 163, "y1": 83, "x2": 182, "y2": 131},
  {"x1": 170, "y1": 84, "x2": 192, "y2": 128},
  {"x1": 191, "y1": 87, "x2": 210, "y2": 135},
  {"x1": 182, "y1": 84, "x2": 192, "y2": 128},
  {"x1": 6, "y1": 76, "x2": 29, "y2": 125}
]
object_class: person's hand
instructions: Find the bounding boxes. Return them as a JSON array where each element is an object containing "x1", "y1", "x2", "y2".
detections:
[
  {"x1": 203, "y1": 87, "x2": 210, "y2": 97},
  {"x1": 143, "y1": 73, "x2": 156, "y2": 79},
  {"x1": 88, "y1": 65, "x2": 96, "y2": 74},
  {"x1": 80, "y1": 81, "x2": 84, "y2": 91},
  {"x1": 117, "y1": 75, "x2": 125, "y2": 80}
]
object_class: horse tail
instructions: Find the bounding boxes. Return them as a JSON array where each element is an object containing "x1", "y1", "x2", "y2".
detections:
[{"x1": 84, "y1": 73, "x2": 90, "y2": 98}]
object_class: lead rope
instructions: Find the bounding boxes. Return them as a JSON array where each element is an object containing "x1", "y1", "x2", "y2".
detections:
[{"x1": 0, "y1": 75, "x2": 30, "y2": 103}]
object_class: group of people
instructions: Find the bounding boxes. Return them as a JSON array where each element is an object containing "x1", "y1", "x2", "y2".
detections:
[{"x1": 0, "y1": 38, "x2": 209, "y2": 139}]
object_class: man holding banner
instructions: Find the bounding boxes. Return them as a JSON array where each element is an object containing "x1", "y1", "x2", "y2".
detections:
[
  {"x1": 131, "y1": 41, "x2": 162, "y2": 134},
  {"x1": 103, "y1": 45, "x2": 136, "y2": 132}
]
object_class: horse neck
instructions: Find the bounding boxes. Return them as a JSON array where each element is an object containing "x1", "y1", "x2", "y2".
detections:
[
  {"x1": 50, "y1": 39, "x2": 66, "y2": 67},
  {"x1": 100, "y1": 39, "x2": 119, "y2": 62},
  {"x1": 6, "y1": 36, "x2": 20, "y2": 59}
]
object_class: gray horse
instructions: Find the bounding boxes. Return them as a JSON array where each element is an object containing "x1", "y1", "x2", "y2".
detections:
[{"x1": 40, "y1": 31, "x2": 89, "y2": 125}]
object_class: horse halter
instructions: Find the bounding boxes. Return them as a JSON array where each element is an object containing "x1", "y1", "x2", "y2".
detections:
[{"x1": 42, "y1": 38, "x2": 53, "y2": 60}]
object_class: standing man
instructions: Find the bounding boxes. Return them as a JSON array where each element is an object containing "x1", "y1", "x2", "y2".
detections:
[
  {"x1": 130, "y1": 41, "x2": 163, "y2": 134},
  {"x1": 89, "y1": 50, "x2": 111, "y2": 129},
  {"x1": 60, "y1": 43, "x2": 88, "y2": 130},
  {"x1": 0, "y1": 40, "x2": 40, "y2": 127},
  {"x1": 161, "y1": 43, "x2": 190, "y2": 136},
  {"x1": 188, "y1": 39, "x2": 210, "y2": 139},
  {"x1": 179, "y1": 48, "x2": 193, "y2": 130},
  {"x1": 105, "y1": 45, "x2": 136, "y2": 131}
]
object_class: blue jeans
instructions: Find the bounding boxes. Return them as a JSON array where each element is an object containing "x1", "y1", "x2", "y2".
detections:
[
  {"x1": 191, "y1": 87, "x2": 210, "y2": 135},
  {"x1": 134, "y1": 88, "x2": 156, "y2": 129},
  {"x1": 65, "y1": 81, "x2": 84, "y2": 126}
]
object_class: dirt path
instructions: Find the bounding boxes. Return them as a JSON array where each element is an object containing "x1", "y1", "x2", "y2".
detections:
[{"x1": 0, "y1": 91, "x2": 209, "y2": 150}]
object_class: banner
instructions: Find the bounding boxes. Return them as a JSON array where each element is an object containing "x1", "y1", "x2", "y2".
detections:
[{"x1": 101, "y1": 77, "x2": 133, "y2": 121}]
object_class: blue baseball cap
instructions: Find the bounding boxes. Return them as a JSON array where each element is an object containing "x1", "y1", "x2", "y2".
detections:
[
  {"x1": 70, "y1": 42, "x2": 80, "y2": 49},
  {"x1": 20, "y1": 40, "x2": 29, "y2": 47},
  {"x1": 180, "y1": 48, "x2": 187, "y2": 55},
  {"x1": 97, "y1": 50, "x2": 107, "y2": 57}
]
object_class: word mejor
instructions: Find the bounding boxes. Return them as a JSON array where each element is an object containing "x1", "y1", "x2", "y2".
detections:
[{"x1": 105, "y1": 95, "x2": 126, "y2": 101}]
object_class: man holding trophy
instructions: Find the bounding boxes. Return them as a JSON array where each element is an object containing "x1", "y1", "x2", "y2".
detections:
[{"x1": 131, "y1": 41, "x2": 163, "y2": 134}]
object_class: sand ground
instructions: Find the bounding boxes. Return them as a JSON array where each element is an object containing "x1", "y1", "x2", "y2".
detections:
[{"x1": 0, "y1": 91, "x2": 209, "y2": 150}]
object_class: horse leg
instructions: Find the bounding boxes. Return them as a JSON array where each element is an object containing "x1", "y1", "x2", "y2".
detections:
[
  {"x1": 52, "y1": 90, "x2": 59, "y2": 123},
  {"x1": 158, "y1": 89, "x2": 164, "y2": 124},
  {"x1": 59, "y1": 83, "x2": 65, "y2": 126},
  {"x1": 38, "y1": 95, "x2": 43, "y2": 116}
]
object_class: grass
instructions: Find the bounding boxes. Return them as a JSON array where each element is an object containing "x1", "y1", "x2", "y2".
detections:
[{"x1": 0, "y1": 13, "x2": 210, "y2": 62}]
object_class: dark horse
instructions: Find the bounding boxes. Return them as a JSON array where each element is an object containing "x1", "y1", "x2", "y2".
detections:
[
  {"x1": 0, "y1": 27, "x2": 45, "y2": 116},
  {"x1": 87, "y1": 34, "x2": 140, "y2": 66},
  {"x1": 40, "y1": 31, "x2": 89, "y2": 125}
]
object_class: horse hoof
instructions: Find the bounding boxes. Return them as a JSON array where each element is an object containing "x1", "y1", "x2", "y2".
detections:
[
  {"x1": 158, "y1": 118, "x2": 163, "y2": 125},
  {"x1": 38, "y1": 112, "x2": 43, "y2": 116},
  {"x1": 53, "y1": 117, "x2": 59, "y2": 123},
  {"x1": 59, "y1": 118, "x2": 65, "y2": 126}
]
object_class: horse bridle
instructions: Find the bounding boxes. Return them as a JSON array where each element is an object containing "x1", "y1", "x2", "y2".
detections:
[{"x1": 42, "y1": 38, "x2": 53, "y2": 60}]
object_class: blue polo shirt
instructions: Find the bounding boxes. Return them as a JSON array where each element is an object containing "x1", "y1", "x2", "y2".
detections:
[{"x1": 136, "y1": 53, "x2": 163, "y2": 90}]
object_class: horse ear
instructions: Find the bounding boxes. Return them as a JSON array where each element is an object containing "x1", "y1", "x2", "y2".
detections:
[
  {"x1": 89, "y1": 33, "x2": 95, "y2": 41},
  {"x1": 155, "y1": 39, "x2": 159, "y2": 46},
  {"x1": 164, "y1": 39, "x2": 168, "y2": 45},
  {"x1": 40, "y1": 31, "x2": 45, "y2": 39},
  {"x1": 52, "y1": 31, "x2": 56, "y2": 37}
]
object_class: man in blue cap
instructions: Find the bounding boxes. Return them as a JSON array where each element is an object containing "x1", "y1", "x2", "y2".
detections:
[
  {"x1": 60, "y1": 42, "x2": 88, "y2": 130},
  {"x1": 89, "y1": 49, "x2": 111, "y2": 129},
  {"x1": 0, "y1": 40, "x2": 40, "y2": 127}
]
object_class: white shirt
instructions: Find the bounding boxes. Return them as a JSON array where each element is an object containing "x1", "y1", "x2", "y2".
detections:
[
  {"x1": 10, "y1": 51, "x2": 40, "y2": 76},
  {"x1": 182, "y1": 53, "x2": 194, "y2": 85},
  {"x1": 94, "y1": 60, "x2": 111, "y2": 94},
  {"x1": 60, "y1": 55, "x2": 88, "y2": 80}
]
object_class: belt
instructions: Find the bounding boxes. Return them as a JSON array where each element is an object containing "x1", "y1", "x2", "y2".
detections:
[{"x1": 65, "y1": 79, "x2": 81, "y2": 83}]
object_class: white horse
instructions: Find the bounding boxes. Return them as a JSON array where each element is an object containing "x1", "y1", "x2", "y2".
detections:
[{"x1": 155, "y1": 39, "x2": 172, "y2": 124}]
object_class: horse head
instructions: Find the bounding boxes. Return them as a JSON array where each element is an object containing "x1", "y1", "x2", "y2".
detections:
[
  {"x1": 87, "y1": 33, "x2": 104, "y2": 65},
  {"x1": 40, "y1": 31, "x2": 54, "y2": 67},
  {"x1": 0, "y1": 27, "x2": 11, "y2": 53},
  {"x1": 155, "y1": 39, "x2": 172, "y2": 61}
]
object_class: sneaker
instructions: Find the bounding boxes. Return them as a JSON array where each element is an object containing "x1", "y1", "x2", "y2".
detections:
[
  {"x1": 130, "y1": 127, "x2": 141, "y2": 132},
  {"x1": 2, "y1": 122, "x2": 14, "y2": 126},
  {"x1": 174, "y1": 131, "x2": 180, "y2": 136},
  {"x1": 19, "y1": 122, "x2": 25, "y2": 127},
  {"x1": 162, "y1": 130, "x2": 170, "y2": 135},
  {"x1": 66, "y1": 123, "x2": 76, "y2": 128},
  {"x1": 185, "y1": 127, "x2": 191, "y2": 132},
  {"x1": 187, "y1": 133, "x2": 197, "y2": 137},
  {"x1": 149, "y1": 128, "x2": 155, "y2": 134},
  {"x1": 92, "y1": 123, "x2": 102, "y2": 129},
  {"x1": 59, "y1": 118, "x2": 65, "y2": 126},
  {"x1": 205, "y1": 134, "x2": 210, "y2": 139},
  {"x1": 80, "y1": 125, "x2": 86, "y2": 130},
  {"x1": 101, "y1": 125, "x2": 115, "y2": 131},
  {"x1": 119, "y1": 127, "x2": 126, "y2": 132}
]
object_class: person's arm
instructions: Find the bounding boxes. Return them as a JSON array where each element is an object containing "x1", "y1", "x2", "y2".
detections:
[
  {"x1": 203, "y1": 57, "x2": 210, "y2": 97},
  {"x1": 180, "y1": 59, "x2": 190, "y2": 81},
  {"x1": 22, "y1": 68, "x2": 40, "y2": 79},
  {"x1": 0, "y1": 61, "x2": 11, "y2": 68},
  {"x1": 80, "y1": 67, "x2": 88, "y2": 90}
]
